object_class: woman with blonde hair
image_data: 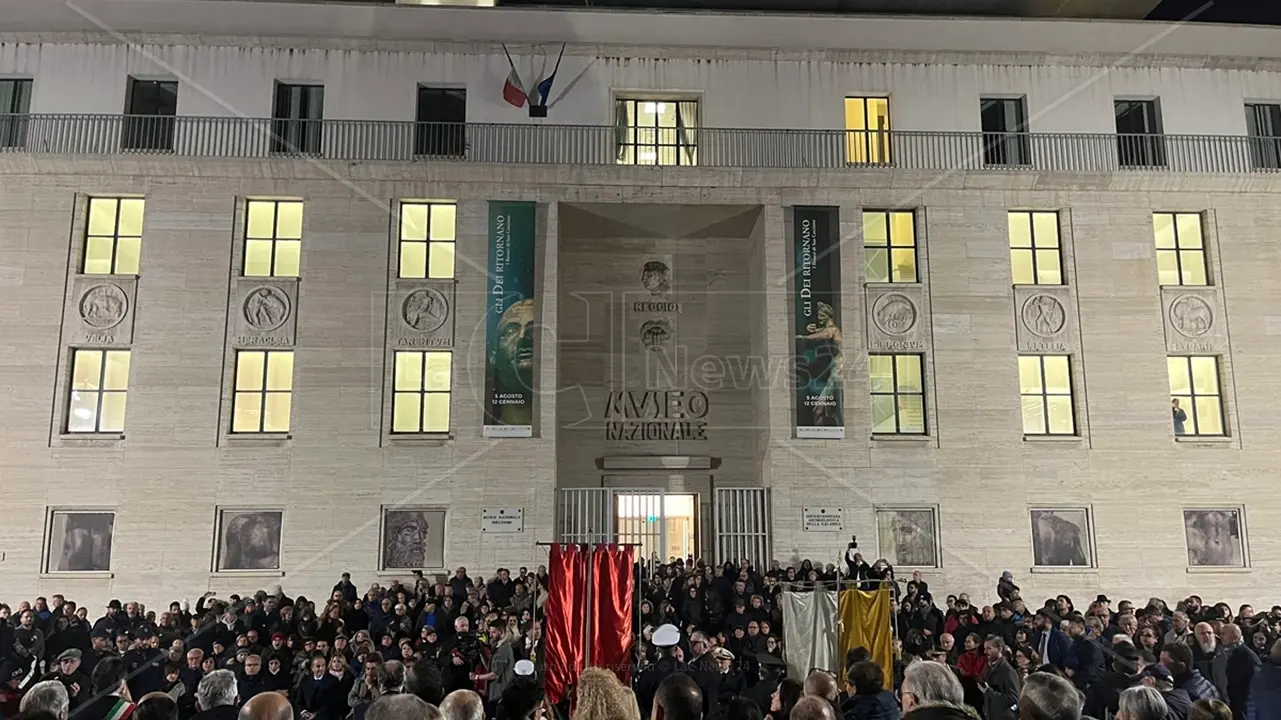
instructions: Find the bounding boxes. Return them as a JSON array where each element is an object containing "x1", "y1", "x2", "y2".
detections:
[{"x1": 571, "y1": 667, "x2": 640, "y2": 720}]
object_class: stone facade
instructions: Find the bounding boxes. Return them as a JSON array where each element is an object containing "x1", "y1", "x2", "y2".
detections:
[{"x1": 1, "y1": 156, "x2": 1279, "y2": 607}]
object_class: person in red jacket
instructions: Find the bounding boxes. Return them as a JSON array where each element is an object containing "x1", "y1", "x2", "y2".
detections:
[{"x1": 956, "y1": 633, "x2": 989, "y2": 681}]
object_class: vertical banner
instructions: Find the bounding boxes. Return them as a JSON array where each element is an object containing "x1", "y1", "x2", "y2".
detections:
[
  {"x1": 793, "y1": 206, "x2": 845, "y2": 438},
  {"x1": 484, "y1": 201, "x2": 537, "y2": 438},
  {"x1": 839, "y1": 585, "x2": 894, "y2": 690},
  {"x1": 589, "y1": 545, "x2": 636, "y2": 683}
]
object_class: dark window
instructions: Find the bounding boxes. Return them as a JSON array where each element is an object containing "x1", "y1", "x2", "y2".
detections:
[
  {"x1": 980, "y1": 97, "x2": 1030, "y2": 166},
  {"x1": 272, "y1": 83, "x2": 324, "y2": 155},
  {"x1": 122, "y1": 78, "x2": 177, "y2": 152},
  {"x1": 1114, "y1": 99, "x2": 1166, "y2": 168},
  {"x1": 1246, "y1": 103, "x2": 1281, "y2": 170},
  {"x1": 0, "y1": 78, "x2": 32, "y2": 149},
  {"x1": 415, "y1": 87, "x2": 466, "y2": 157}
]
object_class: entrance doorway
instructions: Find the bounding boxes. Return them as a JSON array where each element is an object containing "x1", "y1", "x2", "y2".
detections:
[{"x1": 615, "y1": 492, "x2": 698, "y2": 563}]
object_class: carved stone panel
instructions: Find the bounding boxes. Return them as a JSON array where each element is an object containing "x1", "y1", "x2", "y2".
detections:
[
  {"x1": 66, "y1": 276, "x2": 138, "y2": 346},
  {"x1": 1013, "y1": 286, "x2": 1077, "y2": 353},
  {"x1": 233, "y1": 278, "x2": 299, "y2": 348},
  {"x1": 865, "y1": 285, "x2": 927, "y2": 352},
  {"x1": 390, "y1": 281, "x2": 455, "y2": 349},
  {"x1": 1161, "y1": 287, "x2": 1227, "y2": 354}
]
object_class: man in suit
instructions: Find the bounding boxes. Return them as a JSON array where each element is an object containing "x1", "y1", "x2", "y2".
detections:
[
  {"x1": 1034, "y1": 609, "x2": 1071, "y2": 670},
  {"x1": 293, "y1": 655, "x2": 339, "y2": 720},
  {"x1": 979, "y1": 635, "x2": 1021, "y2": 720}
]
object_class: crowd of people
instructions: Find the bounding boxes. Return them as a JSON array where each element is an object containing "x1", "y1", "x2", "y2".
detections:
[{"x1": 0, "y1": 557, "x2": 1279, "y2": 720}]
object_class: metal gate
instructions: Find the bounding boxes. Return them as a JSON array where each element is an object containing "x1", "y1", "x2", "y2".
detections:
[
  {"x1": 714, "y1": 487, "x2": 770, "y2": 569},
  {"x1": 559, "y1": 486, "x2": 770, "y2": 569}
]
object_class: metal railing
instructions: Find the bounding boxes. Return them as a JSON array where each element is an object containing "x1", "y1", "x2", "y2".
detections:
[{"x1": 2, "y1": 113, "x2": 1280, "y2": 174}]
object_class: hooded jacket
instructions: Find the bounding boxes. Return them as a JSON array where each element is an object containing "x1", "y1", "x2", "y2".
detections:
[
  {"x1": 1245, "y1": 662, "x2": 1281, "y2": 720},
  {"x1": 842, "y1": 690, "x2": 900, "y2": 720}
]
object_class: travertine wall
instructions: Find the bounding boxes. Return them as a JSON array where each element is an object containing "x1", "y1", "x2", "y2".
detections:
[{"x1": 3, "y1": 157, "x2": 1281, "y2": 607}]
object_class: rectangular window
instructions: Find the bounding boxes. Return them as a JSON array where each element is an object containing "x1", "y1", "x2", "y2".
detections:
[
  {"x1": 244, "y1": 200, "x2": 303, "y2": 277},
  {"x1": 415, "y1": 87, "x2": 466, "y2": 157},
  {"x1": 0, "y1": 78, "x2": 33, "y2": 149},
  {"x1": 83, "y1": 198, "x2": 145, "y2": 275},
  {"x1": 1114, "y1": 99, "x2": 1166, "y2": 168},
  {"x1": 869, "y1": 354, "x2": 926, "y2": 435},
  {"x1": 980, "y1": 97, "x2": 1031, "y2": 166},
  {"x1": 1008, "y1": 211, "x2": 1062, "y2": 285},
  {"x1": 1153, "y1": 213, "x2": 1208, "y2": 286},
  {"x1": 122, "y1": 78, "x2": 177, "y2": 152},
  {"x1": 615, "y1": 98, "x2": 698, "y2": 166},
  {"x1": 67, "y1": 349, "x2": 131, "y2": 433},
  {"x1": 845, "y1": 97, "x2": 891, "y2": 165},
  {"x1": 863, "y1": 210, "x2": 917, "y2": 283},
  {"x1": 1246, "y1": 103, "x2": 1281, "y2": 170},
  {"x1": 232, "y1": 350, "x2": 294, "y2": 433},
  {"x1": 391, "y1": 351, "x2": 452, "y2": 434},
  {"x1": 1168, "y1": 356, "x2": 1224, "y2": 437},
  {"x1": 1018, "y1": 355, "x2": 1076, "y2": 436},
  {"x1": 272, "y1": 83, "x2": 324, "y2": 155},
  {"x1": 398, "y1": 201, "x2": 456, "y2": 279}
]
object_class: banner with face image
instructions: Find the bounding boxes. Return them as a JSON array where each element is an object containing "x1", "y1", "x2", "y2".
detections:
[
  {"x1": 484, "y1": 201, "x2": 537, "y2": 437},
  {"x1": 793, "y1": 206, "x2": 845, "y2": 439}
]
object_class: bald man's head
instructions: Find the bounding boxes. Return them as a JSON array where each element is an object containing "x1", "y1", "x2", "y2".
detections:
[
  {"x1": 790, "y1": 696, "x2": 838, "y2": 720},
  {"x1": 238, "y1": 691, "x2": 292, "y2": 720},
  {"x1": 803, "y1": 671, "x2": 839, "y2": 703}
]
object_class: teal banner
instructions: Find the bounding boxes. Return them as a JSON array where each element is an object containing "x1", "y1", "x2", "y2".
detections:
[
  {"x1": 483, "y1": 201, "x2": 537, "y2": 438},
  {"x1": 794, "y1": 207, "x2": 845, "y2": 439}
]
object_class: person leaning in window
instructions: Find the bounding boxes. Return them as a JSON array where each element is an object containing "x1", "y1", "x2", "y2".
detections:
[{"x1": 1173, "y1": 399, "x2": 1188, "y2": 435}]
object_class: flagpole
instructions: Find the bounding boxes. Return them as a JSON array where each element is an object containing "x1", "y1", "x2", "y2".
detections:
[
  {"x1": 501, "y1": 43, "x2": 524, "y2": 88},
  {"x1": 550, "y1": 42, "x2": 566, "y2": 82}
]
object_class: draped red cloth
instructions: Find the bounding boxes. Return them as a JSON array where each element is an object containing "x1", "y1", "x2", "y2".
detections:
[
  {"x1": 544, "y1": 544, "x2": 587, "y2": 705},
  {"x1": 589, "y1": 545, "x2": 635, "y2": 684}
]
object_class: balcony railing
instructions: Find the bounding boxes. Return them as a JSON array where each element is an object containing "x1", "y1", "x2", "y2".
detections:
[{"x1": 1, "y1": 113, "x2": 1280, "y2": 174}]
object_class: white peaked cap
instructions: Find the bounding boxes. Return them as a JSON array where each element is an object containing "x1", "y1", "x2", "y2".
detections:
[
  {"x1": 514, "y1": 660, "x2": 536, "y2": 676},
  {"x1": 653, "y1": 623, "x2": 681, "y2": 647}
]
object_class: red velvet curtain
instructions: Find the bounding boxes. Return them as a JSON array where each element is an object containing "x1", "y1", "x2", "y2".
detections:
[
  {"x1": 589, "y1": 545, "x2": 636, "y2": 684},
  {"x1": 544, "y1": 544, "x2": 588, "y2": 705}
]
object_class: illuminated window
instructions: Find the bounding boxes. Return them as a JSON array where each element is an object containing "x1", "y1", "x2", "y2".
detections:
[
  {"x1": 615, "y1": 98, "x2": 698, "y2": 166},
  {"x1": 864, "y1": 210, "x2": 917, "y2": 283},
  {"x1": 1018, "y1": 355, "x2": 1075, "y2": 436},
  {"x1": 244, "y1": 200, "x2": 303, "y2": 277},
  {"x1": 392, "y1": 351, "x2": 452, "y2": 434},
  {"x1": 1168, "y1": 356, "x2": 1223, "y2": 437},
  {"x1": 1153, "y1": 213, "x2": 1207, "y2": 286},
  {"x1": 67, "y1": 349, "x2": 130, "y2": 433},
  {"x1": 869, "y1": 354, "x2": 926, "y2": 435},
  {"x1": 1009, "y1": 212, "x2": 1062, "y2": 285},
  {"x1": 232, "y1": 350, "x2": 294, "y2": 433},
  {"x1": 399, "y1": 202, "x2": 456, "y2": 279},
  {"x1": 84, "y1": 198, "x2": 144, "y2": 275},
  {"x1": 845, "y1": 97, "x2": 891, "y2": 165}
]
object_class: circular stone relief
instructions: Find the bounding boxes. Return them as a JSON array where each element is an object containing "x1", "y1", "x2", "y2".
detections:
[
  {"x1": 78, "y1": 284, "x2": 128, "y2": 329},
  {"x1": 640, "y1": 319, "x2": 672, "y2": 352},
  {"x1": 1169, "y1": 295, "x2": 1213, "y2": 338},
  {"x1": 402, "y1": 288, "x2": 450, "y2": 333},
  {"x1": 872, "y1": 293, "x2": 918, "y2": 336},
  {"x1": 243, "y1": 286, "x2": 292, "y2": 332},
  {"x1": 1021, "y1": 294, "x2": 1066, "y2": 338}
]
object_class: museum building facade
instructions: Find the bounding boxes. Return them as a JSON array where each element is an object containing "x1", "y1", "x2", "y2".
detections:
[{"x1": 2, "y1": 0, "x2": 1281, "y2": 605}]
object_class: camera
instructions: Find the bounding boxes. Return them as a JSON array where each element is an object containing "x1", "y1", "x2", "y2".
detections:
[{"x1": 847, "y1": 535, "x2": 858, "y2": 549}]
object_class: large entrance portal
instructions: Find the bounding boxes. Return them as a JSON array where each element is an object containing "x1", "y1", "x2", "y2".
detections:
[{"x1": 615, "y1": 492, "x2": 698, "y2": 563}]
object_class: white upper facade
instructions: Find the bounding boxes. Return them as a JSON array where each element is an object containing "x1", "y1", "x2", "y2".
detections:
[{"x1": 1, "y1": 0, "x2": 1281, "y2": 139}]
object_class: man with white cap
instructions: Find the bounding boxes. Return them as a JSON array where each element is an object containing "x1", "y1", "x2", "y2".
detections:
[{"x1": 635, "y1": 624, "x2": 684, "y2": 717}]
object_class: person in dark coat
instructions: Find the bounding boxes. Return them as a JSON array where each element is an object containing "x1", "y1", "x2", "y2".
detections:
[
  {"x1": 1033, "y1": 609, "x2": 1072, "y2": 670},
  {"x1": 332, "y1": 574, "x2": 359, "y2": 606},
  {"x1": 1244, "y1": 639, "x2": 1281, "y2": 720},
  {"x1": 841, "y1": 661, "x2": 899, "y2": 720},
  {"x1": 294, "y1": 655, "x2": 340, "y2": 720},
  {"x1": 190, "y1": 670, "x2": 239, "y2": 720},
  {"x1": 979, "y1": 637, "x2": 1021, "y2": 720},
  {"x1": 1162, "y1": 643, "x2": 1220, "y2": 703},
  {"x1": 634, "y1": 624, "x2": 685, "y2": 718},
  {"x1": 1220, "y1": 624, "x2": 1260, "y2": 720},
  {"x1": 743, "y1": 651, "x2": 786, "y2": 717},
  {"x1": 1065, "y1": 614, "x2": 1105, "y2": 691},
  {"x1": 41, "y1": 649, "x2": 90, "y2": 709},
  {"x1": 1138, "y1": 664, "x2": 1192, "y2": 720}
]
